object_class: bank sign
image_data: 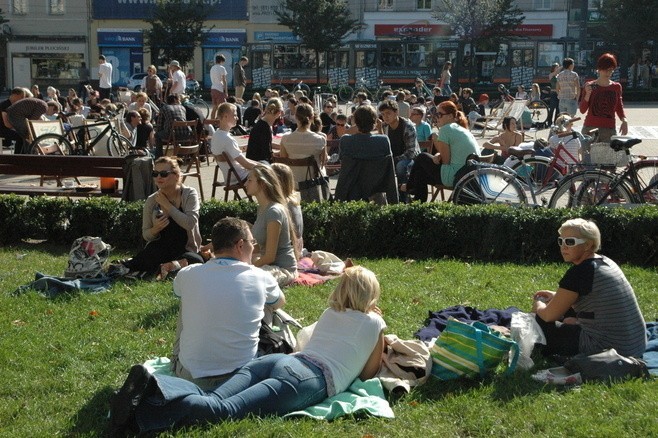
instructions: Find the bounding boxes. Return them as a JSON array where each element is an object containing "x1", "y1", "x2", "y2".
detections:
[{"x1": 93, "y1": 0, "x2": 247, "y2": 20}]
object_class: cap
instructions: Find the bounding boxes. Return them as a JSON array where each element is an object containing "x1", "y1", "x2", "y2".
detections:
[
  {"x1": 170, "y1": 60, "x2": 180, "y2": 68},
  {"x1": 478, "y1": 94, "x2": 489, "y2": 103}
]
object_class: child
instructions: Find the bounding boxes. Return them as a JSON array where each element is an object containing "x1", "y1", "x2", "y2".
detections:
[{"x1": 109, "y1": 266, "x2": 386, "y2": 435}]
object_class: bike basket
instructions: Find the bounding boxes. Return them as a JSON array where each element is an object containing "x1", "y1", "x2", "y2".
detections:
[{"x1": 589, "y1": 142, "x2": 627, "y2": 167}]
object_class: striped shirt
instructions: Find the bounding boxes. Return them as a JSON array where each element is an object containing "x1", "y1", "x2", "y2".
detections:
[{"x1": 559, "y1": 255, "x2": 647, "y2": 357}]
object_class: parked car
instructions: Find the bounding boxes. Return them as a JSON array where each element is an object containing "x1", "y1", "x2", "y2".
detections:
[{"x1": 125, "y1": 72, "x2": 168, "y2": 91}]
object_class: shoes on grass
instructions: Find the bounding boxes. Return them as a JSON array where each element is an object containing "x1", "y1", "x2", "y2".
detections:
[{"x1": 108, "y1": 364, "x2": 152, "y2": 437}]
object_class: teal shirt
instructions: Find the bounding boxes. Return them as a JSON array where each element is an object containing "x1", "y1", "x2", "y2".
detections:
[
  {"x1": 437, "y1": 123, "x2": 481, "y2": 186},
  {"x1": 415, "y1": 121, "x2": 432, "y2": 142}
]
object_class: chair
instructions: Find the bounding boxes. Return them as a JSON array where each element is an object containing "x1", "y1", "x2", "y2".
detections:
[
  {"x1": 166, "y1": 120, "x2": 205, "y2": 201},
  {"x1": 201, "y1": 119, "x2": 221, "y2": 166},
  {"x1": 420, "y1": 139, "x2": 447, "y2": 202},
  {"x1": 325, "y1": 139, "x2": 341, "y2": 176},
  {"x1": 214, "y1": 152, "x2": 252, "y2": 201},
  {"x1": 478, "y1": 99, "x2": 528, "y2": 137},
  {"x1": 34, "y1": 142, "x2": 80, "y2": 187}
]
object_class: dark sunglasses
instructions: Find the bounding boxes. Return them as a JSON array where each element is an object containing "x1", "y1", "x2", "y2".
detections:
[
  {"x1": 336, "y1": 123, "x2": 346, "y2": 127},
  {"x1": 152, "y1": 170, "x2": 176, "y2": 178}
]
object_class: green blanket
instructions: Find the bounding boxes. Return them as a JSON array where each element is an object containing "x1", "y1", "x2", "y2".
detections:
[{"x1": 143, "y1": 357, "x2": 394, "y2": 420}]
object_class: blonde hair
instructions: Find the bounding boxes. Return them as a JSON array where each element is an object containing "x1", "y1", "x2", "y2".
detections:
[
  {"x1": 559, "y1": 218, "x2": 601, "y2": 251},
  {"x1": 271, "y1": 162, "x2": 297, "y2": 204},
  {"x1": 295, "y1": 102, "x2": 315, "y2": 127},
  {"x1": 328, "y1": 266, "x2": 381, "y2": 313},
  {"x1": 217, "y1": 102, "x2": 236, "y2": 118},
  {"x1": 154, "y1": 156, "x2": 183, "y2": 183},
  {"x1": 264, "y1": 97, "x2": 283, "y2": 115}
]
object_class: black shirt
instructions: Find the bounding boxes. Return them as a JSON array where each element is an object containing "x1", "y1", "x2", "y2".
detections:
[{"x1": 246, "y1": 119, "x2": 273, "y2": 162}]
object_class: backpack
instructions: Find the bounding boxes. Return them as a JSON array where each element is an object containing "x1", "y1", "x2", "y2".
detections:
[{"x1": 64, "y1": 236, "x2": 111, "y2": 279}]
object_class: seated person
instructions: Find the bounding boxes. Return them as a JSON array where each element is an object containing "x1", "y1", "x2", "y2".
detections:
[
  {"x1": 211, "y1": 102, "x2": 260, "y2": 184},
  {"x1": 171, "y1": 217, "x2": 285, "y2": 390},
  {"x1": 246, "y1": 97, "x2": 282, "y2": 163},
  {"x1": 282, "y1": 97, "x2": 298, "y2": 131},
  {"x1": 402, "y1": 101, "x2": 481, "y2": 202},
  {"x1": 327, "y1": 113, "x2": 350, "y2": 141},
  {"x1": 515, "y1": 85, "x2": 528, "y2": 100},
  {"x1": 117, "y1": 156, "x2": 202, "y2": 277},
  {"x1": 482, "y1": 116, "x2": 524, "y2": 163},
  {"x1": 245, "y1": 165, "x2": 299, "y2": 286},
  {"x1": 278, "y1": 103, "x2": 328, "y2": 202},
  {"x1": 109, "y1": 266, "x2": 385, "y2": 436},
  {"x1": 532, "y1": 218, "x2": 646, "y2": 358},
  {"x1": 410, "y1": 106, "x2": 432, "y2": 142},
  {"x1": 467, "y1": 93, "x2": 489, "y2": 129},
  {"x1": 271, "y1": 163, "x2": 304, "y2": 255},
  {"x1": 547, "y1": 114, "x2": 581, "y2": 165},
  {"x1": 320, "y1": 100, "x2": 335, "y2": 134},
  {"x1": 457, "y1": 88, "x2": 477, "y2": 115},
  {"x1": 335, "y1": 105, "x2": 398, "y2": 204},
  {"x1": 128, "y1": 92, "x2": 152, "y2": 120}
]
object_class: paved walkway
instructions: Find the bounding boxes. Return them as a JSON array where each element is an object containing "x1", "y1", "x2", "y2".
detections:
[{"x1": 1, "y1": 103, "x2": 656, "y2": 202}]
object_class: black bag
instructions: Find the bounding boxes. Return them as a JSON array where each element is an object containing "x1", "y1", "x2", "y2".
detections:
[
  {"x1": 257, "y1": 309, "x2": 300, "y2": 356},
  {"x1": 564, "y1": 348, "x2": 650, "y2": 382}
]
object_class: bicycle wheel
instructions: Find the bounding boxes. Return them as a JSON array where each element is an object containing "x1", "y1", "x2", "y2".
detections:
[
  {"x1": 527, "y1": 100, "x2": 550, "y2": 127},
  {"x1": 548, "y1": 170, "x2": 634, "y2": 208},
  {"x1": 511, "y1": 156, "x2": 562, "y2": 194},
  {"x1": 452, "y1": 168, "x2": 527, "y2": 205},
  {"x1": 634, "y1": 159, "x2": 658, "y2": 204},
  {"x1": 107, "y1": 133, "x2": 131, "y2": 157},
  {"x1": 298, "y1": 83, "x2": 311, "y2": 96},
  {"x1": 337, "y1": 85, "x2": 354, "y2": 102},
  {"x1": 191, "y1": 97, "x2": 209, "y2": 119},
  {"x1": 30, "y1": 133, "x2": 74, "y2": 155}
]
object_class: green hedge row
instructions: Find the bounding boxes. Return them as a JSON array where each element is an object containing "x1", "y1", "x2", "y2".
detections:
[{"x1": 1, "y1": 195, "x2": 656, "y2": 266}]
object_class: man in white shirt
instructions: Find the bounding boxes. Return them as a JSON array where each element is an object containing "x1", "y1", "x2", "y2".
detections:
[
  {"x1": 211, "y1": 102, "x2": 259, "y2": 183},
  {"x1": 172, "y1": 217, "x2": 286, "y2": 389},
  {"x1": 210, "y1": 54, "x2": 228, "y2": 119},
  {"x1": 98, "y1": 55, "x2": 113, "y2": 101},
  {"x1": 168, "y1": 60, "x2": 186, "y2": 96}
]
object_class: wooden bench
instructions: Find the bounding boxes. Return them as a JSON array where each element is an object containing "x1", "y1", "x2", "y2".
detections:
[{"x1": 0, "y1": 154, "x2": 125, "y2": 198}]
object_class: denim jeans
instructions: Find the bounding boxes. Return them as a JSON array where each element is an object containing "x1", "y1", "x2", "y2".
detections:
[
  {"x1": 441, "y1": 84, "x2": 452, "y2": 97},
  {"x1": 135, "y1": 354, "x2": 327, "y2": 433},
  {"x1": 558, "y1": 98, "x2": 578, "y2": 117},
  {"x1": 396, "y1": 158, "x2": 413, "y2": 202}
]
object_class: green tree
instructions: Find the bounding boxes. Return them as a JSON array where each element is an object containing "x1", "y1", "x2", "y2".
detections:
[
  {"x1": 144, "y1": 0, "x2": 210, "y2": 68},
  {"x1": 276, "y1": 0, "x2": 364, "y2": 84},
  {"x1": 433, "y1": 0, "x2": 524, "y2": 83}
]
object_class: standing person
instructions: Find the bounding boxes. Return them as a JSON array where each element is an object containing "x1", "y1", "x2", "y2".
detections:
[
  {"x1": 439, "y1": 61, "x2": 452, "y2": 96},
  {"x1": 210, "y1": 55, "x2": 228, "y2": 119},
  {"x1": 233, "y1": 56, "x2": 248, "y2": 101},
  {"x1": 548, "y1": 63, "x2": 561, "y2": 123},
  {"x1": 402, "y1": 101, "x2": 480, "y2": 202},
  {"x1": 532, "y1": 218, "x2": 646, "y2": 358},
  {"x1": 142, "y1": 65, "x2": 163, "y2": 105},
  {"x1": 98, "y1": 55, "x2": 113, "y2": 101},
  {"x1": 377, "y1": 99, "x2": 420, "y2": 202},
  {"x1": 556, "y1": 58, "x2": 580, "y2": 117},
  {"x1": 6, "y1": 96, "x2": 48, "y2": 154},
  {"x1": 108, "y1": 266, "x2": 386, "y2": 436},
  {"x1": 211, "y1": 102, "x2": 259, "y2": 184},
  {"x1": 246, "y1": 97, "x2": 282, "y2": 163},
  {"x1": 77, "y1": 62, "x2": 90, "y2": 102},
  {"x1": 579, "y1": 53, "x2": 628, "y2": 143},
  {"x1": 172, "y1": 217, "x2": 285, "y2": 389},
  {"x1": 116, "y1": 156, "x2": 202, "y2": 278},
  {"x1": 0, "y1": 87, "x2": 27, "y2": 153},
  {"x1": 168, "y1": 61, "x2": 186, "y2": 96}
]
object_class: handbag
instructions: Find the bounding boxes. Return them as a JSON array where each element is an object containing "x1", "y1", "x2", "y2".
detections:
[
  {"x1": 430, "y1": 318, "x2": 519, "y2": 380},
  {"x1": 297, "y1": 159, "x2": 331, "y2": 201}
]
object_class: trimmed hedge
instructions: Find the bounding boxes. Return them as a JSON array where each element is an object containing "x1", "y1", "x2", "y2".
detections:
[{"x1": 1, "y1": 195, "x2": 656, "y2": 266}]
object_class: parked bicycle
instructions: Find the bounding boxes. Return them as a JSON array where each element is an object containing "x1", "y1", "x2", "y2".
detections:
[
  {"x1": 184, "y1": 81, "x2": 209, "y2": 119},
  {"x1": 339, "y1": 78, "x2": 391, "y2": 102},
  {"x1": 30, "y1": 111, "x2": 131, "y2": 157},
  {"x1": 548, "y1": 137, "x2": 658, "y2": 208}
]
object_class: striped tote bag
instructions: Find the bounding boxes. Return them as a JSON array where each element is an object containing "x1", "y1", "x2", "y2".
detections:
[{"x1": 430, "y1": 318, "x2": 520, "y2": 380}]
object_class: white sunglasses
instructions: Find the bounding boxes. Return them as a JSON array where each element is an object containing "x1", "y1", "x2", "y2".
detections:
[{"x1": 557, "y1": 237, "x2": 587, "y2": 247}]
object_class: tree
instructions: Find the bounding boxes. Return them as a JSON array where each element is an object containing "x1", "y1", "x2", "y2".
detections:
[
  {"x1": 276, "y1": 0, "x2": 364, "y2": 84},
  {"x1": 433, "y1": 0, "x2": 524, "y2": 83},
  {"x1": 144, "y1": 0, "x2": 210, "y2": 68}
]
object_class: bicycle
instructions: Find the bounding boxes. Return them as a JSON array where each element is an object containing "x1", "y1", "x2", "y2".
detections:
[
  {"x1": 342, "y1": 78, "x2": 391, "y2": 102},
  {"x1": 450, "y1": 157, "x2": 528, "y2": 206},
  {"x1": 313, "y1": 80, "x2": 352, "y2": 103},
  {"x1": 30, "y1": 111, "x2": 131, "y2": 157},
  {"x1": 548, "y1": 137, "x2": 658, "y2": 208},
  {"x1": 184, "y1": 81, "x2": 209, "y2": 119}
]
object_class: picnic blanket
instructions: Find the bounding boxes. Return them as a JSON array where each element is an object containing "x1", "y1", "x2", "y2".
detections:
[
  {"x1": 143, "y1": 357, "x2": 394, "y2": 420},
  {"x1": 288, "y1": 256, "x2": 343, "y2": 287},
  {"x1": 643, "y1": 322, "x2": 658, "y2": 376}
]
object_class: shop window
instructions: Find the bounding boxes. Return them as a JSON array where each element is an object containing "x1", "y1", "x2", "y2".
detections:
[
  {"x1": 406, "y1": 43, "x2": 431, "y2": 67},
  {"x1": 381, "y1": 43, "x2": 404, "y2": 68},
  {"x1": 417, "y1": 0, "x2": 432, "y2": 10},
  {"x1": 274, "y1": 45, "x2": 299, "y2": 69},
  {"x1": 533, "y1": 0, "x2": 551, "y2": 10},
  {"x1": 356, "y1": 51, "x2": 377, "y2": 68},
  {"x1": 299, "y1": 47, "x2": 324, "y2": 69},
  {"x1": 12, "y1": 0, "x2": 28, "y2": 15},
  {"x1": 49, "y1": 0, "x2": 65, "y2": 15},
  {"x1": 32, "y1": 54, "x2": 85, "y2": 81},
  {"x1": 378, "y1": 0, "x2": 394, "y2": 11},
  {"x1": 537, "y1": 43, "x2": 563, "y2": 67},
  {"x1": 253, "y1": 52, "x2": 271, "y2": 68},
  {"x1": 328, "y1": 52, "x2": 349, "y2": 69}
]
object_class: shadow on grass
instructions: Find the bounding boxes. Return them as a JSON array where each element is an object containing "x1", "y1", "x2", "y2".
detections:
[
  {"x1": 68, "y1": 386, "x2": 114, "y2": 436},
  {"x1": 136, "y1": 301, "x2": 179, "y2": 331}
]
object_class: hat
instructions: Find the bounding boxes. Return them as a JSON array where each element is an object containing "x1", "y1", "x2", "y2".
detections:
[
  {"x1": 170, "y1": 60, "x2": 180, "y2": 68},
  {"x1": 478, "y1": 93, "x2": 489, "y2": 103}
]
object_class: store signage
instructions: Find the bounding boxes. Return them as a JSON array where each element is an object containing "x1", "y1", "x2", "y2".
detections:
[
  {"x1": 374, "y1": 24, "x2": 448, "y2": 37},
  {"x1": 203, "y1": 31, "x2": 246, "y2": 47},
  {"x1": 93, "y1": 0, "x2": 247, "y2": 20},
  {"x1": 509, "y1": 24, "x2": 553, "y2": 37},
  {"x1": 254, "y1": 32, "x2": 301, "y2": 43},
  {"x1": 98, "y1": 31, "x2": 143, "y2": 47}
]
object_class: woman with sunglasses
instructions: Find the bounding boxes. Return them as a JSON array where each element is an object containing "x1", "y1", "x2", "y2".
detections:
[
  {"x1": 117, "y1": 156, "x2": 202, "y2": 277},
  {"x1": 401, "y1": 100, "x2": 480, "y2": 202},
  {"x1": 532, "y1": 218, "x2": 646, "y2": 359}
]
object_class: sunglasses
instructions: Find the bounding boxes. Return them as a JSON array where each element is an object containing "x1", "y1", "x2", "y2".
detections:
[
  {"x1": 152, "y1": 170, "x2": 176, "y2": 178},
  {"x1": 557, "y1": 237, "x2": 587, "y2": 247},
  {"x1": 336, "y1": 123, "x2": 346, "y2": 127}
]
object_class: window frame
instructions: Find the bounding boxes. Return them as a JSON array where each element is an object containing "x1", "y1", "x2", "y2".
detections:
[
  {"x1": 417, "y1": 0, "x2": 432, "y2": 10},
  {"x1": 49, "y1": 0, "x2": 66, "y2": 15},
  {"x1": 12, "y1": 0, "x2": 29, "y2": 15},
  {"x1": 378, "y1": 0, "x2": 394, "y2": 11}
]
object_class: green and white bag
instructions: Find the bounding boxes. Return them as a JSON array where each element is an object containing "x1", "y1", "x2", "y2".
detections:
[{"x1": 430, "y1": 318, "x2": 519, "y2": 380}]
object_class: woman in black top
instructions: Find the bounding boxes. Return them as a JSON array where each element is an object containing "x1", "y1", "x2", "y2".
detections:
[{"x1": 246, "y1": 97, "x2": 283, "y2": 163}]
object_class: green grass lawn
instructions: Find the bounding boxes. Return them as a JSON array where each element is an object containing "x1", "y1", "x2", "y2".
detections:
[{"x1": 1, "y1": 242, "x2": 656, "y2": 437}]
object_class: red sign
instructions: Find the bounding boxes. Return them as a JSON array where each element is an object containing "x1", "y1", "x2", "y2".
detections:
[
  {"x1": 374, "y1": 24, "x2": 448, "y2": 37},
  {"x1": 509, "y1": 24, "x2": 553, "y2": 37}
]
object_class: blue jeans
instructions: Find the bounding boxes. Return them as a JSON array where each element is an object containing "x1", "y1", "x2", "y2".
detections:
[
  {"x1": 396, "y1": 158, "x2": 413, "y2": 202},
  {"x1": 135, "y1": 354, "x2": 327, "y2": 433},
  {"x1": 441, "y1": 84, "x2": 452, "y2": 97},
  {"x1": 558, "y1": 98, "x2": 578, "y2": 117}
]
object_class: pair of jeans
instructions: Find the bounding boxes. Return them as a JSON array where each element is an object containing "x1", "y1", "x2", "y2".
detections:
[
  {"x1": 135, "y1": 354, "x2": 327, "y2": 433},
  {"x1": 558, "y1": 98, "x2": 578, "y2": 117},
  {"x1": 396, "y1": 158, "x2": 413, "y2": 202}
]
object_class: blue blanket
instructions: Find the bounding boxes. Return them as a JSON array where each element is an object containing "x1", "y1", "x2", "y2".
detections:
[
  {"x1": 415, "y1": 305, "x2": 521, "y2": 342},
  {"x1": 13, "y1": 272, "x2": 113, "y2": 297},
  {"x1": 643, "y1": 322, "x2": 658, "y2": 376}
]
